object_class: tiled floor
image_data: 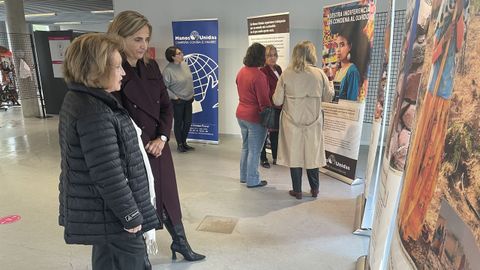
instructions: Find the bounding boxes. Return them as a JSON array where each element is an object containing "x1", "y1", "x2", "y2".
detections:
[{"x1": 0, "y1": 107, "x2": 369, "y2": 269}]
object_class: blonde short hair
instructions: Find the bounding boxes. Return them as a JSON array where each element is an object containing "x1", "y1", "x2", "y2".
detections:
[
  {"x1": 265, "y1": 45, "x2": 277, "y2": 56},
  {"x1": 289, "y1": 41, "x2": 317, "y2": 72},
  {"x1": 107, "y1": 10, "x2": 152, "y2": 62},
  {"x1": 63, "y1": 33, "x2": 124, "y2": 88}
]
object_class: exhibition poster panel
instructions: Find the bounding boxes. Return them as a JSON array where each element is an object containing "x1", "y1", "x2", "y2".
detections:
[
  {"x1": 390, "y1": 0, "x2": 480, "y2": 269},
  {"x1": 364, "y1": 0, "x2": 392, "y2": 197},
  {"x1": 322, "y1": 100, "x2": 365, "y2": 180},
  {"x1": 369, "y1": 158, "x2": 403, "y2": 268},
  {"x1": 247, "y1": 12, "x2": 290, "y2": 70},
  {"x1": 368, "y1": 0, "x2": 433, "y2": 269},
  {"x1": 48, "y1": 36, "x2": 70, "y2": 78},
  {"x1": 172, "y1": 20, "x2": 219, "y2": 143},
  {"x1": 321, "y1": 0, "x2": 375, "y2": 181},
  {"x1": 364, "y1": 119, "x2": 381, "y2": 195}
]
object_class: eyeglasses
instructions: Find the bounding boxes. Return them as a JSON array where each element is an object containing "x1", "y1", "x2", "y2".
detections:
[{"x1": 176, "y1": 51, "x2": 183, "y2": 55}]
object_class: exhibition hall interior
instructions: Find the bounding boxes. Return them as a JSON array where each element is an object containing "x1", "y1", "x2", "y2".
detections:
[{"x1": 2, "y1": 0, "x2": 480, "y2": 269}]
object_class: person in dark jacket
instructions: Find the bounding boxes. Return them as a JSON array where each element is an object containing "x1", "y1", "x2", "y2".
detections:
[
  {"x1": 259, "y1": 45, "x2": 283, "y2": 168},
  {"x1": 107, "y1": 10, "x2": 205, "y2": 262},
  {"x1": 58, "y1": 33, "x2": 161, "y2": 270}
]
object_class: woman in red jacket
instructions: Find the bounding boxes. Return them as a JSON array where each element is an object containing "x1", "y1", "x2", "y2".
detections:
[
  {"x1": 108, "y1": 10, "x2": 205, "y2": 262},
  {"x1": 236, "y1": 43, "x2": 271, "y2": 188},
  {"x1": 260, "y1": 45, "x2": 282, "y2": 168}
]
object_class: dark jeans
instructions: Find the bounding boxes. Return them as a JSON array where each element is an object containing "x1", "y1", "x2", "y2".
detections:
[
  {"x1": 172, "y1": 98, "x2": 193, "y2": 145},
  {"x1": 92, "y1": 234, "x2": 151, "y2": 270},
  {"x1": 260, "y1": 131, "x2": 279, "y2": 162}
]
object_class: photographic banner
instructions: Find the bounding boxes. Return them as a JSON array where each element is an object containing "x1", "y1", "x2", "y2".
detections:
[
  {"x1": 247, "y1": 12, "x2": 290, "y2": 70},
  {"x1": 389, "y1": 0, "x2": 480, "y2": 268},
  {"x1": 367, "y1": 0, "x2": 433, "y2": 269},
  {"x1": 320, "y1": 0, "x2": 376, "y2": 184},
  {"x1": 172, "y1": 19, "x2": 219, "y2": 143},
  {"x1": 48, "y1": 36, "x2": 70, "y2": 78}
]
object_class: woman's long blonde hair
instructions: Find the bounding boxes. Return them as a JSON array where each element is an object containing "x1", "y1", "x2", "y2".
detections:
[
  {"x1": 107, "y1": 10, "x2": 152, "y2": 63},
  {"x1": 289, "y1": 41, "x2": 317, "y2": 72}
]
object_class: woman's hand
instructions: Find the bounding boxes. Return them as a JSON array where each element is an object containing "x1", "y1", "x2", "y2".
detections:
[
  {"x1": 124, "y1": 224, "x2": 142, "y2": 234},
  {"x1": 145, "y1": 138, "x2": 165, "y2": 158}
]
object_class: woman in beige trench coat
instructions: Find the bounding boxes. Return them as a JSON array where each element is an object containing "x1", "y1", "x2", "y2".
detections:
[{"x1": 272, "y1": 41, "x2": 334, "y2": 199}]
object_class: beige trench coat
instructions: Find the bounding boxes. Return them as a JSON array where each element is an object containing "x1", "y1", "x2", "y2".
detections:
[{"x1": 272, "y1": 66, "x2": 334, "y2": 169}]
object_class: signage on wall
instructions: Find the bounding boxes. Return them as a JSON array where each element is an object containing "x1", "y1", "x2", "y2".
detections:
[{"x1": 48, "y1": 36, "x2": 71, "y2": 78}]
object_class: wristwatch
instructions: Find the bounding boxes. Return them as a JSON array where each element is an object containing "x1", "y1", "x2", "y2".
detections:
[{"x1": 159, "y1": 135, "x2": 168, "y2": 142}]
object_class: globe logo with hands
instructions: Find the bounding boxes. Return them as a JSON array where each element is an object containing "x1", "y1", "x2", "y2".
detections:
[
  {"x1": 190, "y1": 31, "x2": 200, "y2": 41},
  {"x1": 327, "y1": 154, "x2": 336, "y2": 165},
  {"x1": 184, "y1": 53, "x2": 219, "y2": 114}
]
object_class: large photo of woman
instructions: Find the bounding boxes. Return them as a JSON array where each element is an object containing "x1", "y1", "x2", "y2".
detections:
[{"x1": 322, "y1": 0, "x2": 375, "y2": 102}]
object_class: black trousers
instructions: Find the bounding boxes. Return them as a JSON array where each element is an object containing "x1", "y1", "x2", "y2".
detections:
[
  {"x1": 289, "y1": 167, "x2": 319, "y2": 192},
  {"x1": 92, "y1": 234, "x2": 151, "y2": 270},
  {"x1": 172, "y1": 98, "x2": 193, "y2": 145},
  {"x1": 260, "y1": 131, "x2": 279, "y2": 162}
]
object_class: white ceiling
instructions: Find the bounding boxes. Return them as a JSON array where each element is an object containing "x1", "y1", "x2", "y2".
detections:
[{"x1": 0, "y1": 0, "x2": 113, "y2": 25}]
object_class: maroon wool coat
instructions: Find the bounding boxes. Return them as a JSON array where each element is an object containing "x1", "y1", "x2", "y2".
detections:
[
  {"x1": 261, "y1": 65, "x2": 283, "y2": 131},
  {"x1": 260, "y1": 64, "x2": 283, "y2": 106},
  {"x1": 117, "y1": 59, "x2": 182, "y2": 225}
]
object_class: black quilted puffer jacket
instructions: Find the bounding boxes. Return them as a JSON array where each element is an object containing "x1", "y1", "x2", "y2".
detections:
[{"x1": 58, "y1": 83, "x2": 161, "y2": 245}]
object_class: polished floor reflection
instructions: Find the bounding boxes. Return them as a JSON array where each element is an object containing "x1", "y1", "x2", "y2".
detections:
[{"x1": 0, "y1": 107, "x2": 368, "y2": 270}]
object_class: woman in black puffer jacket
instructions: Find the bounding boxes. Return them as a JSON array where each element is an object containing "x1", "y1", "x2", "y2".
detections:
[{"x1": 58, "y1": 33, "x2": 160, "y2": 270}]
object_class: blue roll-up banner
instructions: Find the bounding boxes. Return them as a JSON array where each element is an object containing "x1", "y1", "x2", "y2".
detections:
[{"x1": 172, "y1": 19, "x2": 219, "y2": 143}]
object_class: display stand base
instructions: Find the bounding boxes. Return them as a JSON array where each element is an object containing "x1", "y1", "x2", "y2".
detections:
[
  {"x1": 353, "y1": 193, "x2": 372, "y2": 236},
  {"x1": 356, "y1": 255, "x2": 368, "y2": 270},
  {"x1": 186, "y1": 138, "x2": 219, "y2": 145},
  {"x1": 319, "y1": 168, "x2": 364, "y2": 185}
]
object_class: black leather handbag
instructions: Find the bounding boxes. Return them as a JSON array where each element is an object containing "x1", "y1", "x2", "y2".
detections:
[{"x1": 260, "y1": 107, "x2": 280, "y2": 129}]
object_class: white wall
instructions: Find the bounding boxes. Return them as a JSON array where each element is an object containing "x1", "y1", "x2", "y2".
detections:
[{"x1": 112, "y1": 0, "x2": 399, "y2": 138}]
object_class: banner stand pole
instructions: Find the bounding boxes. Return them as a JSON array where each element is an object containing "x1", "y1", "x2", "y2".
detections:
[
  {"x1": 353, "y1": 193, "x2": 372, "y2": 236},
  {"x1": 319, "y1": 168, "x2": 363, "y2": 185},
  {"x1": 356, "y1": 255, "x2": 368, "y2": 270}
]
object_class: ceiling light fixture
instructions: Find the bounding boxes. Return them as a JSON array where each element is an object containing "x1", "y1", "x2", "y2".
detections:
[
  {"x1": 25, "y1": 12, "x2": 56, "y2": 18},
  {"x1": 54, "y1": 21, "x2": 82, "y2": 25},
  {"x1": 91, "y1": 10, "x2": 114, "y2": 14}
]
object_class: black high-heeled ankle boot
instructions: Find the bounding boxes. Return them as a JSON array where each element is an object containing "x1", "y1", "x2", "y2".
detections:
[
  {"x1": 169, "y1": 224, "x2": 205, "y2": 261},
  {"x1": 162, "y1": 210, "x2": 205, "y2": 261}
]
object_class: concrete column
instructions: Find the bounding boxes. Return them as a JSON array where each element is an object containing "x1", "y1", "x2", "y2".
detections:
[
  {"x1": 0, "y1": 21, "x2": 7, "y2": 33},
  {"x1": 5, "y1": 0, "x2": 41, "y2": 117},
  {"x1": 0, "y1": 22, "x2": 8, "y2": 49}
]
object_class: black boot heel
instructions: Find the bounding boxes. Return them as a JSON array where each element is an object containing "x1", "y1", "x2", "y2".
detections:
[
  {"x1": 171, "y1": 248, "x2": 177, "y2": 260},
  {"x1": 170, "y1": 241, "x2": 205, "y2": 261},
  {"x1": 162, "y1": 209, "x2": 206, "y2": 262}
]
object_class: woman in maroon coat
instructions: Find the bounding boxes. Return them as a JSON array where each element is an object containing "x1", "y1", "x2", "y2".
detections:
[
  {"x1": 259, "y1": 45, "x2": 282, "y2": 168},
  {"x1": 108, "y1": 10, "x2": 205, "y2": 262}
]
